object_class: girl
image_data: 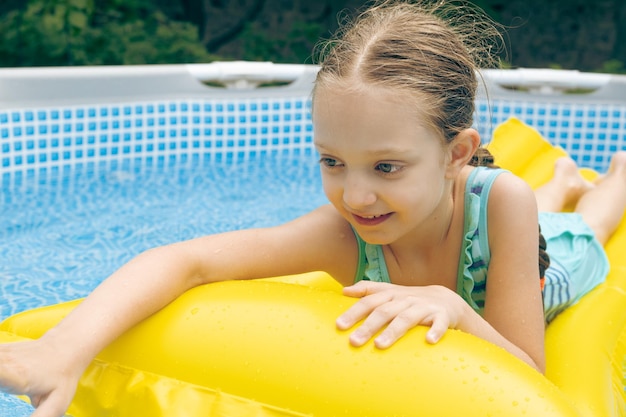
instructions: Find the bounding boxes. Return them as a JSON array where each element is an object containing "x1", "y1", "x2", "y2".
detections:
[{"x1": 1, "y1": 1, "x2": 624, "y2": 416}]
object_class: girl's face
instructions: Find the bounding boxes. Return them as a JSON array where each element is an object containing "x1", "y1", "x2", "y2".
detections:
[{"x1": 313, "y1": 85, "x2": 456, "y2": 246}]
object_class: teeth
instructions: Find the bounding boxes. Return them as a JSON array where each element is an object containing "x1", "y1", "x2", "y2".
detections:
[{"x1": 363, "y1": 214, "x2": 383, "y2": 219}]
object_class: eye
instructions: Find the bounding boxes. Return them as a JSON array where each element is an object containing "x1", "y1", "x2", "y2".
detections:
[
  {"x1": 376, "y1": 162, "x2": 401, "y2": 174},
  {"x1": 319, "y1": 157, "x2": 342, "y2": 168}
]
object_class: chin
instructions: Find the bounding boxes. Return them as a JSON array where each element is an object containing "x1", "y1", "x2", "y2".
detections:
[{"x1": 351, "y1": 229, "x2": 395, "y2": 246}]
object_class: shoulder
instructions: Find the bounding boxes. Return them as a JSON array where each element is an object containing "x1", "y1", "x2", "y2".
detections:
[
  {"x1": 458, "y1": 166, "x2": 535, "y2": 215},
  {"x1": 487, "y1": 171, "x2": 537, "y2": 215},
  {"x1": 485, "y1": 171, "x2": 539, "y2": 251}
]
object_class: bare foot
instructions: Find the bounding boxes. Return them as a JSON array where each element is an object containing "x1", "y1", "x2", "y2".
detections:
[
  {"x1": 593, "y1": 151, "x2": 626, "y2": 185},
  {"x1": 551, "y1": 157, "x2": 595, "y2": 206},
  {"x1": 607, "y1": 151, "x2": 626, "y2": 175},
  {"x1": 570, "y1": 151, "x2": 626, "y2": 245}
]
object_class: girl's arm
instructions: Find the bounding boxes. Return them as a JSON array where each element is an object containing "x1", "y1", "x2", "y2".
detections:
[
  {"x1": 478, "y1": 172, "x2": 546, "y2": 372},
  {"x1": 336, "y1": 173, "x2": 546, "y2": 373},
  {"x1": 0, "y1": 204, "x2": 357, "y2": 417}
]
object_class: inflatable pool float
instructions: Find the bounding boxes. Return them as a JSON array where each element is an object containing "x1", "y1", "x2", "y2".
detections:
[{"x1": 0, "y1": 118, "x2": 624, "y2": 417}]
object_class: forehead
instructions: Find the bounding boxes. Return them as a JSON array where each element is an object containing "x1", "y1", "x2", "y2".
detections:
[
  {"x1": 312, "y1": 84, "x2": 442, "y2": 149},
  {"x1": 313, "y1": 83, "x2": 416, "y2": 118}
]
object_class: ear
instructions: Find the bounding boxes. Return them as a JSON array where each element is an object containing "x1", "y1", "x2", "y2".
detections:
[{"x1": 444, "y1": 128, "x2": 481, "y2": 179}]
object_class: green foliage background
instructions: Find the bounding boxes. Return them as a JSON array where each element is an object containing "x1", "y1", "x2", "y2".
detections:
[
  {"x1": 0, "y1": 0, "x2": 624, "y2": 73},
  {"x1": 0, "y1": 0, "x2": 216, "y2": 66}
]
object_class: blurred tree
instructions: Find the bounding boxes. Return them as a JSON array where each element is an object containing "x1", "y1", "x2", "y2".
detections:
[
  {"x1": 199, "y1": 0, "x2": 361, "y2": 64},
  {"x1": 238, "y1": 19, "x2": 325, "y2": 63},
  {"x1": 197, "y1": 0, "x2": 626, "y2": 72},
  {"x1": 0, "y1": 0, "x2": 217, "y2": 66},
  {"x1": 488, "y1": 0, "x2": 623, "y2": 72},
  {"x1": 0, "y1": 0, "x2": 625, "y2": 72}
]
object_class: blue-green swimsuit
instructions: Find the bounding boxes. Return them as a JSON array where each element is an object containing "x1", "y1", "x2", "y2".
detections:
[{"x1": 352, "y1": 166, "x2": 610, "y2": 323}]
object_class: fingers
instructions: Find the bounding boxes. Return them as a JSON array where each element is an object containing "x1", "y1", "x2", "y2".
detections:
[
  {"x1": 31, "y1": 396, "x2": 65, "y2": 417},
  {"x1": 425, "y1": 312, "x2": 450, "y2": 344},
  {"x1": 347, "y1": 299, "x2": 408, "y2": 347},
  {"x1": 371, "y1": 305, "x2": 416, "y2": 349},
  {"x1": 337, "y1": 283, "x2": 456, "y2": 348},
  {"x1": 30, "y1": 386, "x2": 75, "y2": 417},
  {"x1": 0, "y1": 340, "x2": 77, "y2": 417},
  {"x1": 341, "y1": 280, "x2": 386, "y2": 298},
  {"x1": 374, "y1": 307, "x2": 450, "y2": 348},
  {"x1": 346, "y1": 303, "x2": 450, "y2": 348},
  {"x1": 336, "y1": 284, "x2": 393, "y2": 331}
]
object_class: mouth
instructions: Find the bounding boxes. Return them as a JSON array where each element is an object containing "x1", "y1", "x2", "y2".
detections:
[{"x1": 352, "y1": 212, "x2": 392, "y2": 226}]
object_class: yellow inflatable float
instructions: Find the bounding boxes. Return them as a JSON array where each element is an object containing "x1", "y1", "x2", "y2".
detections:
[{"x1": 1, "y1": 118, "x2": 625, "y2": 417}]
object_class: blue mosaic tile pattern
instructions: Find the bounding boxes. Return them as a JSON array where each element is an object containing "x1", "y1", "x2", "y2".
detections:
[
  {"x1": 475, "y1": 98, "x2": 626, "y2": 171},
  {"x1": 0, "y1": 97, "x2": 313, "y2": 178},
  {"x1": 1, "y1": 93, "x2": 626, "y2": 175}
]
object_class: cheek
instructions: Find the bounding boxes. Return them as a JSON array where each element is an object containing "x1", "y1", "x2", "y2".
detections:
[
  {"x1": 395, "y1": 188, "x2": 428, "y2": 215},
  {"x1": 399, "y1": 170, "x2": 448, "y2": 208},
  {"x1": 321, "y1": 173, "x2": 341, "y2": 203}
]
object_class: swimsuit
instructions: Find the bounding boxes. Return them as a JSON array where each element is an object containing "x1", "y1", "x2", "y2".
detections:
[
  {"x1": 539, "y1": 211, "x2": 609, "y2": 322},
  {"x1": 352, "y1": 166, "x2": 610, "y2": 322}
]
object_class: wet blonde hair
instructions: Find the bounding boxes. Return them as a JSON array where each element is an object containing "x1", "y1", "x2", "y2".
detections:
[{"x1": 314, "y1": 0, "x2": 503, "y2": 146}]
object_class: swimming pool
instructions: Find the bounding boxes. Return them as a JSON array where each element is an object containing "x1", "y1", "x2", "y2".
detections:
[
  {"x1": 1, "y1": 151, "x2": 329, "y2": 416},
  {"x1": 2, "y1": 62, "x2": 626, "y2": 416}
]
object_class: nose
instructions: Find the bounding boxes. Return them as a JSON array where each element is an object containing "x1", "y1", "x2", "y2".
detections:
[{"x1": 342, "y1": 172, "x2": 377, "y2": 210}]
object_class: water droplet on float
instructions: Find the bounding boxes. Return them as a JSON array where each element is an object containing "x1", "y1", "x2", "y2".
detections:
[
  {"x1": 191, "y1": 307, "x2": 199, "y2": 315},
  {"x1": 480, "y1": 365, "x2": 490, "y2": 374}
]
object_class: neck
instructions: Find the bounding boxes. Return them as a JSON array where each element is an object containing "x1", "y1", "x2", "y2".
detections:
[{"x1": 391, "y1": 179, "x2": 458, "y2": 255}]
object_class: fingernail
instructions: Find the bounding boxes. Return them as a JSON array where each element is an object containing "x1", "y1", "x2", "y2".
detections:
[
  {"x1": 375, "y1": 335, "x2": 390, "y2": 349},
  {"x1": 426, "y1": 331, "x2": 440, "y2": 344},
  {"x1": 350, "y1": 330, "x2": 367, "y2": 345}
]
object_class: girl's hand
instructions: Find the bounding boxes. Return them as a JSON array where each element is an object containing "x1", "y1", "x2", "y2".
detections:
[
  {"x1": 336, "y1": 281, "x2": 467, "y2": 348},
  {"x1": 0, "y1": 338, "x2": 81, "y2": 417}
]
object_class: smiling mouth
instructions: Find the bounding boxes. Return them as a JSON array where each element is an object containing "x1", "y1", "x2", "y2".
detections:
[{"x1": 352, "y1": 212, "x2": 392, "y2": 226}]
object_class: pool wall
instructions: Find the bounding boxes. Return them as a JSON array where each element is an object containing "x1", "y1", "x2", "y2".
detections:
[{"x1": 1, "y1": 62, "x2": 626, "y2": 181}]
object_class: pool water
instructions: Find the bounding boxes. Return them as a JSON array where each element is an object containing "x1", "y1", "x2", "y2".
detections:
[{"x1": 0, "y1": 150, "x2": 327, "y2": 415}]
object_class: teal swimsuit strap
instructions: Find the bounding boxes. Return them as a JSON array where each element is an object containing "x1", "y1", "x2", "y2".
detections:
[
  {"x1": 455, "y1": 166, "x2": 506, "y2": 301},
  {"x1": 353, "y1": 230, "x2": 368, "y2": 283}
]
